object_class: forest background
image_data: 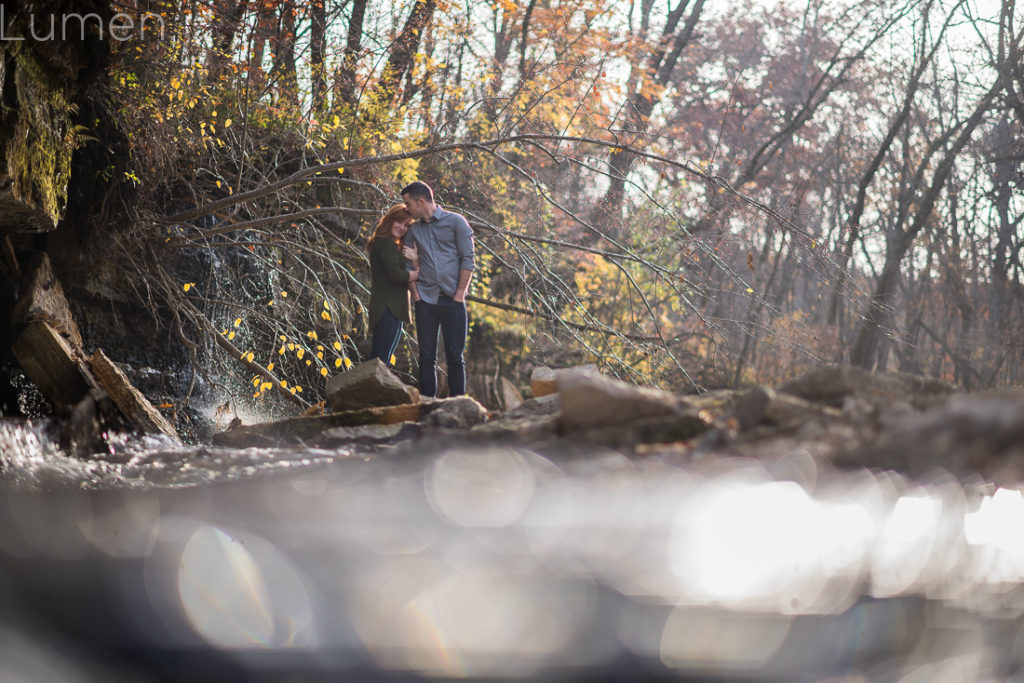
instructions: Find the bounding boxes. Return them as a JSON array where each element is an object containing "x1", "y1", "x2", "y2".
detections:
[{"x1": 5, "y1": 0, "x2": 1023, "y2": 428}]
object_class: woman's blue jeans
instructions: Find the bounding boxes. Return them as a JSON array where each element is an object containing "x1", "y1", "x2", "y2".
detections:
[
  {"x1": 370, "y1": 307, "x2": 403, "y2": 365},
  {"x1": 414, "y1": 296, "x2": 467, "y2": 397}
]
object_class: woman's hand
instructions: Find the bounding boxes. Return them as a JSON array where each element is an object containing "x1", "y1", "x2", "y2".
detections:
[
  {"x1": 402, "y1": 243, "x2": 419, "y2": 266},
  {"x1": 408, "y1": 269, "x2": 419, "y2": 282}
]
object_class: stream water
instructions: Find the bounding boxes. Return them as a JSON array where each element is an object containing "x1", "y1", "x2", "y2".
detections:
[{"x1": 2, "y1": 417, "x2": 1024, "y2": 681}]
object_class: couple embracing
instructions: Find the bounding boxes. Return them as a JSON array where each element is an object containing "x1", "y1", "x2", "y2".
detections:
[{"x1": 365, "y1": 181, "x2": 474, "y2": 397}]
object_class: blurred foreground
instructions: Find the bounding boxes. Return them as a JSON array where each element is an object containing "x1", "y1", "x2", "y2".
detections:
[{"x1": 2, "y1": 418, "x2": 1024, "y2": 682}]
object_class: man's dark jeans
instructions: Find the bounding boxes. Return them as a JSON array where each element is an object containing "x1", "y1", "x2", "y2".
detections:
[
  {"x1": 370, "y1": 307, "x2": 403, "y2": 365},
  {"x1": 414, "y1": 296, "x2": 467, "y2": 397}
]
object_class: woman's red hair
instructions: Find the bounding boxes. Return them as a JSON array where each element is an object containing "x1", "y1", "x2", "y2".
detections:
[{"x1": 367, "y1": 205, "x2": 413, "y2": 251}]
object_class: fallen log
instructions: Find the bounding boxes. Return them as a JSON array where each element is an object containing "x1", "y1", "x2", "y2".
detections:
[
  {"x1": 11, "y1": 320, "x2": 93, "y2": 412},
  {"x1": 90, "y1": 350, "x2": 180, "y2": 443}
]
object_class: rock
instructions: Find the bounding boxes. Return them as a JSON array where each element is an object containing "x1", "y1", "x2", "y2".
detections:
[
  {"x1": 573, "y1": 411, "x2": 713, "y2": 448},
  {"x1": 503, "y1": 393, "x2": 560, "y2": 420},
  {"x1": 778, "y1": 365, "x2": 956, "y2": 408},
  {"x1": 467, "y1": 375, "x2": 523, "y2": 411},
  {"x1": 325, "y1": 359, "x2": 419, "y2": 412},
  {"x1": 312, "y1": 422, "x2": 419, "y2": 447},
  {"x1": 419, "y1": 396, "x2": 489, "y2": 429},
  {"x1": 844, "y1": 390, "x2": 1024, "y2": 482},
  {"x1": 531, "y1": 364, "x2": 596, "y2": 398},
  {"x1": 496, "y1": 376, "x2": 523, "y2": 411},
  {"x1": 730, "y1": 385, "x2": 842, "y2": 432},
  {"x1": 12, "y1": 252, "x2": 83, "y2": 348},
  {"x1": 731, "y1": 386, "x2": 773, "y2": 431},
  {"x1": 90, "y1": 350, "x2": 180, "y2": 443},
  {"x1": 213, "y1": 403, "x2": 422, "y2": 447},
  {"x1": 12, "y1": 320, "x2": 92, "y2": 411},
  {"x1": 557, "y1": 367, "x2": 692, "y2": 432}
]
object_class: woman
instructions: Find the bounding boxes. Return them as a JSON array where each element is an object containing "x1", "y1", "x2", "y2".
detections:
[{"x1": 367, "y1": 205, "x2": 419, "y2": 364}]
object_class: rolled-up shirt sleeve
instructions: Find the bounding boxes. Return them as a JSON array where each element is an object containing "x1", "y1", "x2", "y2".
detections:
[{"x1": 455, "y1": 216, "x2": 475, "y2": 272}]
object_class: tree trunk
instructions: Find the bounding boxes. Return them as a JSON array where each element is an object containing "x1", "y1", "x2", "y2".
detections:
[
  {"x1": 334, "y1": 0, "x2": 368, "y2": 110},
  {"x1": 373, "y1": 0, "x2": 437, "y2": 107},
  {"x1": 309, "y1": 0, "x2": 328, "y2": 118}
]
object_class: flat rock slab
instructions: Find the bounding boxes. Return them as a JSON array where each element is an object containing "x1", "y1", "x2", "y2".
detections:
[
  {"x1": 213, "y1": 403, "x2": 421, "y2": 447},
  {"x1": 557, "y1": 367, "x2": 692, "y2": 432},
  {"x1": 326, "y1": 359, "x2": 419, "y2": 412},
  {"x1": 90, "y1": 350, "x2": 180, "y2": 443}
]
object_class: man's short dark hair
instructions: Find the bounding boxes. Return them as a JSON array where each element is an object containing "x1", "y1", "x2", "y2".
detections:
[{"x1": 401, "y1": 180, "x2": 434, "y2": 203}]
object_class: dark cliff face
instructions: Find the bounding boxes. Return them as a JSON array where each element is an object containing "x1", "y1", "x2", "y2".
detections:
[
  {"x1": 0, "y1": 2, "x2": 187, "y2": 426},
  {"x1": 0, "y1": 1, "x2": 114, "y2": 235}
]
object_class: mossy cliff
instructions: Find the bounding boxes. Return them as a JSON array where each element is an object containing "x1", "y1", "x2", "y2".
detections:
[{"x1": 0, "y1": 2, "x2": 110, "y2": 234}]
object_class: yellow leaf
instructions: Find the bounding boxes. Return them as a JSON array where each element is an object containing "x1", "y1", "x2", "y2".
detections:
[
  {"x1": 746, "y1": 288, "x2": 754, "y2": 293},
  {"x1": 279, "y1": 335, "x2": 287, "y2": 341},
  {"x1": 333, "y1": 341, "x2": 342, "y2": 351},
  {"x1": 321, "y1": 368, "x2": 328, "y2": 377},
  {"x1": 228, "y1": 331, "x2": 235, "y2": 340},
  {"x1": 307, "y1": 331, "x2": 318, "y2": 340},
  {"x1": 280, "y1": 291, "x2": 288, "y2": 298},
  {"x1": 334, "y1": 358, "x2": 342, "y2": 368},
  {"x1": 234, "y1": 318, "x2": 242, "y2": 327},
  {"x1": 297, "y1": 348, "x2": 305, "y2": 359},
  {"x1": 316, "y1": 352, "x2": 323, "y2": 359},
  {"x1": 267, "y1": 362, "x2": 275, "y2": 371},
  {"x1": 183, "y1": 282, "x2": 195, "y2": 292},
  {"x1": 305, "y1": 360, "x2": 311, "y2": 366},
  {"x1": 321, "y1": 311, "x2": 331, "y2": 321},
  {"x1": 343, "y1": 358, "x2": 352, "y2": 369},
  {"x1": 280, "y1": 380, "x2": 288, "y2": 387},
  {"x1": 216, "y1": 180, "x2": 221, "y2": 188},
  {"x1": 278, "y1": 345, "x2": 285, "y2": 355},
  {"x1": 225, "y1": 118, "x2": 232, "y2": 128},
  {"x1": 296, "y1": 386, "x2": 303, "y2": 393},
  {"x1": 390, "y1": 354, "x2": 397, "y2": 366},
  {"x1": 323, "y1": 301, "x2": 330, "y2": 310}
]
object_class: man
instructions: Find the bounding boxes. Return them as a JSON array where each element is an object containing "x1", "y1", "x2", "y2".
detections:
[{"x1": 400, "y1": 180, "x2": 475, "y2": 397}]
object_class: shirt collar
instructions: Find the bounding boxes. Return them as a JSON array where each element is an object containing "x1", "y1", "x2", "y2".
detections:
[{"x1": 425, "y1": 206, "x2": 444, "y2": 223}]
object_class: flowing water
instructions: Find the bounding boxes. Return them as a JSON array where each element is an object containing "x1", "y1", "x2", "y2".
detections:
[{"x1": 2, "y1": 417, "x2": 1024, "y2": 681}]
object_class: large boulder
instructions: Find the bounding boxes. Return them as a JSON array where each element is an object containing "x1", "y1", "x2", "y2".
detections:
[
  {"x1": 557, "y1": 367, "x2": 692, "y2": 432},
  {"x1": 326, "y1": 359, "x2": 419, "y2": 412}
]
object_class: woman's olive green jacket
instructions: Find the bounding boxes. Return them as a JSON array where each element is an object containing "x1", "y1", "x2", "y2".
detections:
[{"x1": 368, "y1": 237, "x2": 412, "y2": 327}]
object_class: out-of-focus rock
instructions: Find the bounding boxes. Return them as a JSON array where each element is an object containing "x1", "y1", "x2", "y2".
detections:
[
  {"x1": 843, "y1": 390, "x2": 1024, "y2": 484},
  {"x1": 557, "y1": 367, "x2": 692, "y2": 432},
  {"x1": 778, "y1": 365, "x2": 955, "y2": 408}
]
